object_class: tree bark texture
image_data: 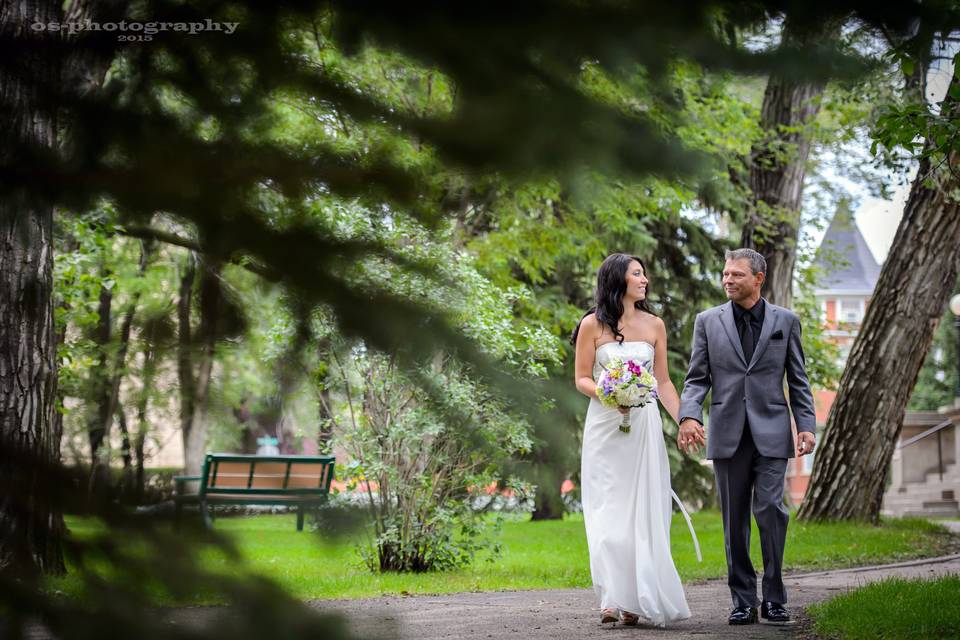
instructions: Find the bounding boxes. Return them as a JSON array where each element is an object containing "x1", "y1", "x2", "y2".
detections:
[
  {"x1": 799, "y1": 148, "x2": 960, "y2": 522},
  {"x1": 0, "y1": 0, "x2": 65, "y2": 577},
  {"x1": 740, "y1": 21, "x2": 836, "y2": 307}
]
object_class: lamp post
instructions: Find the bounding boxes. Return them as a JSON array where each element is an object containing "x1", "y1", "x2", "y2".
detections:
[{"x1": 951, "y1": 294, "x2": 960, "y2": 402}]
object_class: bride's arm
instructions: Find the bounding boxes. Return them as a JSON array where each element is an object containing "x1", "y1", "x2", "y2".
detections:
[
  {"x1": 574, "y1": 314, "x2": 601, "y2": 400},
  {"x1": 652, "y1": 316, "x2": 680, "y2": 426}
]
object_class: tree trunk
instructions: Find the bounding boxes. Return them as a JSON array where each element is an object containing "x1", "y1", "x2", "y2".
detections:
[
  {"x1": 530, "y1": 450, "x2": 564, "y2": 521},
  {"x1": 109, "y1": 295, "x2": 139, "y2": 446},
  {"x1": 88, "y1": 240, "x2": 148, "y2": 492},
  {"x1": 1, "y1": 0, "x2": 127, "y2": 576},
  {"x1": 531, "y1": 485, "x2": 564, "y2": 521},
  {"x1": 317, "y1": 387, "x2": 335, "y2": 453},
  {"x1": 116, "y1": 405, "x2": 132, "y2": 499},
  {"x1": 133, "y1": 322, "x2": 158, "y2": 502},
  {"x1": 313, "y1": 339, "x2": 340, "y2": 454},
  {"x1": 799, "y1": 129, "x2": 960, "y2": 521},
  {"x1": 177, "y1": 253, "x2": 220, "y2": 473},
  {"x1": 0, "y1": 0, "x2": 66, "y2": 577},
  {"x1": 740, "y1": 20, "x2": 836, "y2": 307},
  {"x1": 87, "y1": 277, "x2": 114, "y2": 491},
  {"x1": 177, "y1": 254, "x2": 198, "y2": 472}
]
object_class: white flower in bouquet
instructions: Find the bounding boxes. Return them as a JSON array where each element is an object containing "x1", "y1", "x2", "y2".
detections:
[{"x1": 596, "y1": 357, "x2": 659, "y2": 433}]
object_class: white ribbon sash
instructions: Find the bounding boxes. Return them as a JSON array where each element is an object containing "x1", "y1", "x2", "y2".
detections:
[{"x1": 670, "y1": 490, "x2": 702, "y2": 562}]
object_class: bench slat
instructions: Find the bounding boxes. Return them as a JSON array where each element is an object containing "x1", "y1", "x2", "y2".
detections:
[
  {"x1": 250, "y1": 461, "x2": 289, "y2": 489},
  {"x1": 287, "y1": 464, "x2": 324, "y2": 488},
  {"x1": 210, "y1": 461, "x2": 254, "y2": 488}
]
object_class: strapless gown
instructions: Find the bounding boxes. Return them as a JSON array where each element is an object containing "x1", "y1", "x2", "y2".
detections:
[{"x1": 581, "y1": 340, "x2": 694, "y2": 626}]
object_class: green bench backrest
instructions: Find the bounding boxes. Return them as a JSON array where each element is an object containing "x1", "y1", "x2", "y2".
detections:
[{"x1": 199, "y1": 454, "x2": 335, "y2": 496}]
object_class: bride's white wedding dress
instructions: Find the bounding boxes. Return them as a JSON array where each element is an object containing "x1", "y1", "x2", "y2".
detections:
[{"x1": 581, "y1": 340, "x2": 697, "y2": 626}]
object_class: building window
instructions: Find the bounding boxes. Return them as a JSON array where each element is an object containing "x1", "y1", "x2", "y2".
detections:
[{"x1": 840, "y1": 298, "x2": 864, "y2": 323}]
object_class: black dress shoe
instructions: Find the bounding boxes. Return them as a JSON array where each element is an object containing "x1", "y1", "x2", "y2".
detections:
[
  {"x1": 728, "y1": 606, "x2": 758, "y2": 625},
  {"x1": 761, "y1": 601, "x2": 790, "y2": 623}
]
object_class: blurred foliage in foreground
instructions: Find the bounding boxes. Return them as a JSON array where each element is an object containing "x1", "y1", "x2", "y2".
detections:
[{"x1": 0, "y1": 445, "x2": 369, "y2": 639}]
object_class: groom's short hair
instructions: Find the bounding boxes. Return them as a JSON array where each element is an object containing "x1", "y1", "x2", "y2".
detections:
[{"x1": 725, "y1": 248, "x2": 766, "y2": 275}]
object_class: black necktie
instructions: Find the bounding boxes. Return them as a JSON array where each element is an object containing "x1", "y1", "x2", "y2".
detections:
[{"x1": 739, "y1": 315, "x2": 755, "y2": 364}]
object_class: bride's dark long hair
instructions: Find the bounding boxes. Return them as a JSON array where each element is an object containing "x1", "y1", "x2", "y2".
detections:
[{"x1": 570, "y1": 253, "x2": 655, "y2": 345}]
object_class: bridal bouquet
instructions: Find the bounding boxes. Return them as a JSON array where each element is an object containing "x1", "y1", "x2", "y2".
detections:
[{"x1": 596, "y1": 358, "x2": 659, "y2": 433}]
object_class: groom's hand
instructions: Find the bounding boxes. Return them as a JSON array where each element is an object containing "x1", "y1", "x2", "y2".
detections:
[
  {"x1": 678, "y1": 418, "x2": 705, "y2": 453},
  {"x1": 797, "y1": 432, "x2": 816, "y2": 456}
]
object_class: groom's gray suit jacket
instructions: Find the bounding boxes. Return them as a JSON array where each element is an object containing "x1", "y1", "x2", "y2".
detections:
[{"x1": 679, "y1": 300, "x2": 816, "y2": 460}]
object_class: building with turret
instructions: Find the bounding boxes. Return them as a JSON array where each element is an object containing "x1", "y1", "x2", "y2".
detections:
[{"x1": 786, "y1": 205, "x2": 880, "y2": 503}]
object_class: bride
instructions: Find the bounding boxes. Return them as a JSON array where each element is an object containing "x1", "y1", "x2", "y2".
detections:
[{"x1": 572, "y1": 252, "x2": 696, "y2": 627}]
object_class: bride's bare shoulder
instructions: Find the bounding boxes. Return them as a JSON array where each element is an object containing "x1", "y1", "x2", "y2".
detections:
[
  {"x1": 639, "y1": 311, "x2": 665, "y2": 330},
  {"x1": 578, "y1": 313, "x2": 608, "y2": 343},
  {"x1": 640, "y1": 313, "x2": 667, "y2": 345},
  {"x1": 580, "y1": 312, "x2": 602, "y2": 336}
]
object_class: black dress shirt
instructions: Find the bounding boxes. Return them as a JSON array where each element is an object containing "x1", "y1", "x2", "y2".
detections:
[{"x1": 732, "y1": 298, "x2": 765, "y2": 363}]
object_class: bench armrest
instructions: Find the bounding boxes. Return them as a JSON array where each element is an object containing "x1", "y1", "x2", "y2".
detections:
[{"x1": 173, "y1": 475, "x2": 202, "y2": 496}]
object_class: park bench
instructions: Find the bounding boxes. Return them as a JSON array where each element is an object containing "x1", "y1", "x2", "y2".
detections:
[{"x1": 174, "y1": 453, "x2": 335, "y2": 531}]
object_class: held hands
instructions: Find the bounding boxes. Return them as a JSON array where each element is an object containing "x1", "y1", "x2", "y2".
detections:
[
  {"x1": 677, "y1": 418, "x2": 705, "y2": 454},
  {"x1": 797, "y1": 432, "x2": 816, "y2": 457}
]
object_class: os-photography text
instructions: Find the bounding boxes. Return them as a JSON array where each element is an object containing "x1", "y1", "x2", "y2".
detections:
[{"x1": 30, "y1": 18, "x2": 239, "y2": 38}]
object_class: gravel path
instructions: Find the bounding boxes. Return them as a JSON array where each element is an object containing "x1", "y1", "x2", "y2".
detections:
[
  {"x1": 303, "y1": 553, "x2": 960, "y2": 640},
  {"x1": 23, "y1": 552, "x2": 960, "y2": 639}
]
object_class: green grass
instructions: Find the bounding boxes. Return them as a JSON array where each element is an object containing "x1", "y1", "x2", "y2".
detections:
[
  {"x1": 52, "y1": 510, "x2": 956, "y2": 603},
  {"x1": 809, "y1": 575, "x2": 960, "y2": 639}
]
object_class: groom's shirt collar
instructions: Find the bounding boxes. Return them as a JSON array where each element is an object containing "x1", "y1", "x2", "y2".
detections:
[{"x1": 732, "y1": 298, "x2": 765, "y2": 327}]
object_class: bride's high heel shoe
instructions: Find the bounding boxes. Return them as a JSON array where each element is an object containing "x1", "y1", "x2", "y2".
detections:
[
  {"x1": 620, "y1": 611, "x2": 640, "y2": 626},
  {"x1": 600, "y1": 608, "x2": 619, "y2": 624}
]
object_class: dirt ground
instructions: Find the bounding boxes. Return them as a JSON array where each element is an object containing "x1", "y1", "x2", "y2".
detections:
[
  {"x1": 303, "y1": 553, "x2": 960, "y2": 640},
  {"x1": 117, "y1": 552, "x2": 960, "y2": 640}
]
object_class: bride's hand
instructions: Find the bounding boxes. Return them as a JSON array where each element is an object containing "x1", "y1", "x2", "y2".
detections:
[{"x1": 677, "y1": 418, "x2": 705, "y2": 453}]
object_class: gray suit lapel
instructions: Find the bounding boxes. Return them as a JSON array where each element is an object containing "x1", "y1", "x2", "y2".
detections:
[
  {"x1": 720, "y1": 302, "x2": 747, "y2": 366},
  {"x1": 748, "y1": 301, "x2": 777, "y2": 370}
]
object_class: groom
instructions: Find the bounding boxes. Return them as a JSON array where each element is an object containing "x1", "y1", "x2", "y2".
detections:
[{"x1": 678, "y1": 248, "x2": 816, "y2": 625}]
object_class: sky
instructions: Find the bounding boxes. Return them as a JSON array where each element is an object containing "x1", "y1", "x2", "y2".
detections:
[
  {"x1": 851, "y1": 185, "x2": 909, "y2": 262},
  {"x1": 806, "y1": 46, "x2": 956, "y2": 264}
]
